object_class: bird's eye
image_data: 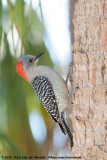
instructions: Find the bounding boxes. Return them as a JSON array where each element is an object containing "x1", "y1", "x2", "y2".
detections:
[{"x1": 29, "y1": 59, "x2": 33, "y2": 63}]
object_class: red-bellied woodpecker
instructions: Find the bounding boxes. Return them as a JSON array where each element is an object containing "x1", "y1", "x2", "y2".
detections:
[{"x1": 16, "y1": 52, "x2": 73, "y2": 149}]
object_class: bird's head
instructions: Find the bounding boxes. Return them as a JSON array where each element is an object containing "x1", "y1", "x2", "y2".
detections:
[{"x1": 16, "y1": 52, "x2": 44, "y2": 82}]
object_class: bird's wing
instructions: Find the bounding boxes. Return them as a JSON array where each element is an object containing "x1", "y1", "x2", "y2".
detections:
[{"x1": 31, "y1": 76, "x2": 66, "y2": 134}]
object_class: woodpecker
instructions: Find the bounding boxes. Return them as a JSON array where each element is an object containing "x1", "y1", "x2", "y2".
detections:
[{"x1": 16, "y1": 52, "x2": 73, "y2": 149}]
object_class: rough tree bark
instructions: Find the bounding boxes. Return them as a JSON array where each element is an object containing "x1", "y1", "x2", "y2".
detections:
[{"x1": 69, "y1": 0, "x2": 107, "y2": 159}]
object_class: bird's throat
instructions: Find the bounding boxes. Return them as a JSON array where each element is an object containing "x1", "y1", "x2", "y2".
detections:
[{"x1": 16, "y1": 61, "x2": 29, "y2": 82}]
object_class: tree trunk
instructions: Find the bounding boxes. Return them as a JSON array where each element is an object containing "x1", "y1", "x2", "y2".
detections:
[{"x1": 70, "y1": 0, "x2": 107, "y2": 159}]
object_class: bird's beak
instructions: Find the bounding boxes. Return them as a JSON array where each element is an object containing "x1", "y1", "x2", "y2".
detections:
[{"x1": 34, "y1": 52, "x2": 44, "y2": 60}]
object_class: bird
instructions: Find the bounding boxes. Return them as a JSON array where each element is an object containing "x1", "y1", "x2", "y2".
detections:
[{"x1": 16, "y1": 52, "x2": 73, "y2": 149}]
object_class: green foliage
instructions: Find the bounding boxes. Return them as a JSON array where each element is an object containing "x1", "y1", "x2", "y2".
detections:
[
  {"x1": 39, "y1": 0, "x2": 43, "y2": 21},
  {"x1": 0, "y1": 132, "x2": 23, "y2": 156},
  {"x1": 0, "y1": 0, "x2": 2, "y2": 55},
  {"x1": 7, "y1": 0, "x2": 25, "y2": 43},
  {"x1": 0, "y1": 0, "x2": 54, "y2": 156}
]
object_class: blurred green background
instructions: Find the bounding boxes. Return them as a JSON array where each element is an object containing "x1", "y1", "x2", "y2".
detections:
[
  {"x1": 0, "y1": 0, "x2": 55, "y2": 157},
  {"x1": 0, "y1": 0, "x2": 71, "y2": 159}
]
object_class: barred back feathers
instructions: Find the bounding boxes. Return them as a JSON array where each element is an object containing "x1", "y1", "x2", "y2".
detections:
[{"x1": 31, "y1": 76, "x2": 66, "y2": 134}]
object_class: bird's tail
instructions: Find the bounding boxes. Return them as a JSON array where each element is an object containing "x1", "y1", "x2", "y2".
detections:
[
  {"x1": 58, "y1": 122, "x2": 66, "y2": 135},
  {"x1": 61, "y1": 112, "x2": 73, "y2": 149}
]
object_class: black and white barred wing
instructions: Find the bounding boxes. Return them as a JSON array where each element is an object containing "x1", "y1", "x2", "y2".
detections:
[{"x1": 31, "y1": 76, "x2": 66, "y2": 134}]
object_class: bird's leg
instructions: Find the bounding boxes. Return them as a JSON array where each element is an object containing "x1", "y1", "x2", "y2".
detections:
[
  {"x1": 71, "y1": 87, "x2": 79, "y2": 104},
  {"x1": 66, "y1": 62, "x2": 74, "y2": 84},
  {"x1": 61, "y1": 112, "x2": 73, "y2": 150},
  {"x1": 65, "y1": 62, "x2": 79, "y2": 104}
]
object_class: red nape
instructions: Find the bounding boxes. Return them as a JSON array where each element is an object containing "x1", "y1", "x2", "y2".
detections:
[{"x1": 16, "y1": 61, "x2": 29, "y2": 82}]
